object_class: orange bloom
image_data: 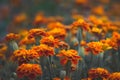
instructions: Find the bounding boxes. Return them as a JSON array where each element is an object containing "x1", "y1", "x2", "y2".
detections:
[
  {"x1": 28, "y1": 28, "x2": 48, "y2": 39},
  {"x1": 75, "y1": 0, "x2": 88, "y2": 5},
  {"x1": 88, "y1": 68, "x2": 110, "y2": 79},
  {"x1": 13, "y1": 13, "x2": 27, "y2": 24},
  {"x1": 85, "y1": 42, "x2": 103, "y2": 55},
  {"x1": 57, "y1": 49, "x2": 81, "y2": 70},
  {"x1": 18, "y1": 29, "x2": 28, "y2": 38},
  {"x1": 100, "y1": 38, "x2": 117, "y2": 50},
  {"x1": 108, "y1": 72, "x2": 120, "y2": 80},
  {"x1": 0, "y1": 43, "x2": 7, "y2": 54},
  {"x1": 40, "y1": 35, "x2": 59, "y2": 47},
  {"x1": 112, "y1": 32, "x2": 120, "y2": 47},
  {"x1": 92, "y1": 6, "x2": 105, "y2": 15},
  {"x1": 31, "y1": 44, "x2": 54, "y2": 56},
  {"x1": 86, "y1": 40, "x2": 112, "y2": 54},
  {"x1": 64, "y1": 76, "x2": 71, "y2": 80},
  {"x1": 5, "y1": 33, "x2": 20, "y2": 41},
  {"x1": 19, "y1": 37, "x2": 35, "y2": 46},
  {"x1": 47, "y1": 28, "x2": 66, "y2": 40},
  {"x1": 91, "y1": 27, "x2": 102, "y2": 34},
  {"x1": 71, "y1": 19, "x2": 90, "y2": 31},
  {"x1": 57, "y1": 41, "x2": 69, "y2": 49},
  {"x1": 80, "y1": 40, "x2": 87, "y2": 46},
  {"x1": 88, "y1": 15, "x2": 103, "y2": 25},
  {"x1": 16, "y1": 64, "x2": 42, "y2": 80},
  {"x1": 11, "y1": 49, "x2": 39, "y2": 65},
  {"x1": 47, "y1": 22, "x2": 65, "y2": 30},
  {"x1": 33, "y1": 13, "x2": 47, "y2": 25}
]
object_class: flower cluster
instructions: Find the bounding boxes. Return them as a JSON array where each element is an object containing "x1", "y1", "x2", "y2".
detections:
[
  {"x1": 57, "y1": 49, "x2": 81, "y2": 70},
  {"x1": 88, "y1": 68, "x2": 110, "y2": 79},
  {"x1": 16, "y1": 64, "x2": 42, "y2": 80},
  {"x1": 11, "y1": 49, "x2": 39, "y2": 65},
  {"x1": 31, "y1": 44, "x2": 54, "y2": 56},
  {"x1": 5, "y1": 33, "x2": 20, "y2": 41}
]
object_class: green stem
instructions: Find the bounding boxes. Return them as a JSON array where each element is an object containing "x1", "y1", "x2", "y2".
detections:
[{"x1": 10, "y1": 41, "x2": 19, "y2": 50}]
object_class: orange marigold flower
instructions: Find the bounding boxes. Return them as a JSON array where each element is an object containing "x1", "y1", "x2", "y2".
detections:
[
  {"x1": 71, "y1": 19, "x2": 90, "y2": 31},
  {"x1": 88, "y1": 15, "x2": 103, "y2": 25},
  {"x1": 57, "y1": 41, "x2": 69, "y2": 49},
  {"x1": 47, "y1": 22, "x2": 65, "y2": 30},
  {"x1": 40, "y1": 35, "x2": 59, "y2": 47},
  {"x1": 64, "y1": 76, "x2": 71, "y2": 80},
  {"x1": 5, "y1": 33, "x2": 20, "y2": 41},
  {"x1": 0, "y1": 43, "x2": 7, "y2": 54},
  {"x1": 75, "y1": 0, "x2": 88, "y2": 5},
  {"x1": 13, "y1": 13, "x2": 27, "y2": 24},
  {"x1": 33, "y1": 13, "x2": 47, "y2": 25},
  {"x1": 16, "y1": 64, "x2": 42, "y2": 80},
  {"x1": 47, "y1": 28, "x2": 66, "y2": 40},
  {"x1": 19, "y1": 37, "x2": 35, "y2": 46},
  {"x1": 88, "y1": 68, "x2": 110, "y2": 79},
  {"x1": 28, "y1": 28, "x2": 48, "y2": 38},
  {"x1": 108, "y1": 72, "x2": 120, "y2": 80},
  {"x1": 11, "y1": 49, "x2": 39, "y2": 65},
  {"x1": 100, "y1": 38, "x2": 117, "y2": 50},
  {"x1": 85, "y1": 42, "x2": 103, "y2": 55},
  {"x1": 80, "y1": 40, "x2": 87, "y2": 46},
  {"x1": 112, "y1": 32, "x2": 120, "y2": 47},
  {"x1": 91, "y1": 27, "x2": 102, "y2": 34},
  {"x1": 31, "y1": 44, "x2": 54, "y2": 56},
  {"x1": 92, "y1": 6, "x2": 105, "y2": 16},
  {"x1": 57, "y1": 49, "x2": 81, "y2": 70}
]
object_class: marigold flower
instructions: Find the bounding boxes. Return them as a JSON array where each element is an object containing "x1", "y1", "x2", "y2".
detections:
[
  {"x1": 16, "y1": 64, "x2": 42, "y2": 80},
  {"x1": 18, "y1": 29, "x2": 28, "y2": 38},
  {"x1": 47, "y1": 22, "x2": 65, "y2": 29},
  {"x1": 80, "y1": 40, "x2": 87, "y2": 46},
  {"x1": 71, "y1": 19, "x2": 90, "y2": 31},
  {"x1": 40, "y1": 35, "x2": 59, "y2": 47},
  {"x1": 57, "y1": 41, "x2": 69, "y2": 49},
  {"x1": 47, "y1": 28, "x2": 66, "y2": 40},
  {"x1": 91, "y1": 27, "x2": 102, "y2": 34},
  {"x1": 33, "y1": 13, "x2": 47, "y2": 25},
  {"x1": 5, "y1": 33, "x2": 20, "y2": 41},
  {"x1": 19, "y1": 37, "x2": 35, "y2": 46},
  {"x1": 11, "y1": 49, "x2": 39, "y2": 65},
  {"x1": 64, "y1": 76, "x2": 71, "y2": 80},
  {"x1": 0, "y1": 43, "x2": 7, "y2": 54},
  {"x1": 13, "y1": 13, "x2": 27, "y2": 24},
  {"x1": 92, "y1": 6, "x2": 105, "y2": 15},
  {"x1": 112, "y1": 32, "x2": 120, "y2": 47},
  {"x1": 88, "y1": 68, "x2": 110, "y2": 79},
  {"x1": 31, "y1": 44, "x2": 54, "y2": 56},
  {"x1": 85, "y1": 42, "x2": 103, "y2": 55},
  {"x1": 57, "y1": 49, "x2": 81, "y2": 70},
  {"x1": 108, "y1": 72, "x2": 120, "y2": 80},
  {"x1": 100, "y1": 39, "x2": 112, "y2": 50},
  {"x1": 100, "y1": 38, "x2": 117, "y2": 50},
  {"x1": 88, "y1": 15, "x2": 103, "y2": 25},
  {"x1": 28, "y1": 28, "x2": 48, "y2": 39},
  {"x1": 75, "y1": 0, "x2": 88, "y2": 5},
  {"x1": 85, "y1": 41, "x2": 111, "y2": 54}
]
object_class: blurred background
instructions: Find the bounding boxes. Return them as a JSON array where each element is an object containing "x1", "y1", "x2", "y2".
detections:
[{"x1": 0, "y1": 0, "x2": 120, "y2": 41}]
